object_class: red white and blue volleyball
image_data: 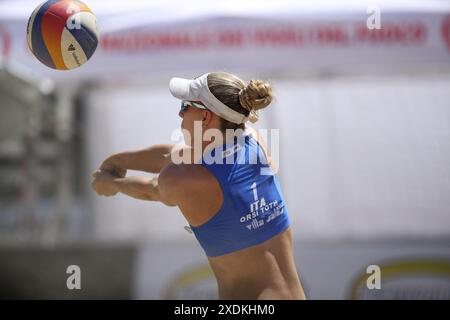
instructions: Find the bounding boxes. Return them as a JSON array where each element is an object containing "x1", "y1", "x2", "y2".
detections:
[{"x1": 26, "y1": 0, "x2": 99, "y2": 70}]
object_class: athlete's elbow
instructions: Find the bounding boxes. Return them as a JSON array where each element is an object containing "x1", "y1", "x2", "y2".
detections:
[
  {"x1": 140, "y1": 192, "x2": 158, "y2": 201},
  {"x1": 140, "y1": 179, "x2": 176, "y2": 206},
  {"x1": 161, "y1": 199, "x2": 178, "y2": 207}
]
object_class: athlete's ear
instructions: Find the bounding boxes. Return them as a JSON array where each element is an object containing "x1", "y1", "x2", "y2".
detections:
[{"x1": 202, "y1": 110, "x2": 211, "y2": 124}]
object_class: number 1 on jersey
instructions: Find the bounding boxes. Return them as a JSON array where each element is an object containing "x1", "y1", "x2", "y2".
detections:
[{"x1": 251, "y1": 182, "x2": 258, "y2": 201}]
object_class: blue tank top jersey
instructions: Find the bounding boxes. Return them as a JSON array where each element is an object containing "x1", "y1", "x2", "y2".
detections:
[{"x1": 189, "y1": 130, "x2": 291, "y2": 257}]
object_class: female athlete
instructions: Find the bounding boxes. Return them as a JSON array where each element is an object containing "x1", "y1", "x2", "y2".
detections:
[{"x1": 91, "y1": 71, "x2": 306, "y2": 300}]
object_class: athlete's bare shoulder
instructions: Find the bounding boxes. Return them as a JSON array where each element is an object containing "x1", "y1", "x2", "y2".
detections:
[{"x1": 158, "y1": 149, "x2": 219, "y2": 207}]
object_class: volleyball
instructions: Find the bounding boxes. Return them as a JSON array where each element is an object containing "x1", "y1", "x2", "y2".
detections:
[{"x1": 26, "y1": 0, "x2": 99, "y2": 70}]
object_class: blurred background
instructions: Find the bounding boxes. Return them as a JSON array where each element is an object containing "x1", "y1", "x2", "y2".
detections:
[{"x1": 1, "y1": 0, "x2": 450, "y2": 299}]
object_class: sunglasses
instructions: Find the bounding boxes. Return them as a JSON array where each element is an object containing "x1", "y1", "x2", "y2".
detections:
[{"x1": 180, "y1": 100, "x2": 208, "y2": 113}]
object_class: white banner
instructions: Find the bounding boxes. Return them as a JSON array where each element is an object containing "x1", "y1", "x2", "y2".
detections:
[{"x1": 1, "y1": 2, "x2": 450, "y2": 82}]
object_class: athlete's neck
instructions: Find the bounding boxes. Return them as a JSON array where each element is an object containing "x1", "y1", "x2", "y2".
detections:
[{"x1": 201, "y1": 126, "x2": 249, "y2": 155}]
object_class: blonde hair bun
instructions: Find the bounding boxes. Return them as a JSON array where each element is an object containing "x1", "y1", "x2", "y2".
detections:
[{"x1": 238, "y1": 79, "x2": 273, "y2": 112}]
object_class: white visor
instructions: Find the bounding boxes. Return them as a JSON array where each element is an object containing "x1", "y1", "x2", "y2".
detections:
[{"x1": 169, "y1": 73, "x2": 257, "y2": 124}]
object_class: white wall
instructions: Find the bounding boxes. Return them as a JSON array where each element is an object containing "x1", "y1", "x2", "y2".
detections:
[
  {"x1": 85, "y1": 74, "x2": 450, "y2": 242},
  {"x1": 276, "y1": 74, "x2": 450, "y2": 240},
  {"x1": 85, "y1": 82, "x2": 194, "y2": 243},
  {"x1": 133, "y1": 240, "x2": 450, "y2": 299}
]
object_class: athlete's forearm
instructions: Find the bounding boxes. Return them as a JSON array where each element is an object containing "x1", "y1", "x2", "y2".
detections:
[
  {"x1": 113, "y1": 176, "x2": 161, "y2": 201},
  {"x1": 104, "y1": 144, "x2": 175, "y2": 174}
]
